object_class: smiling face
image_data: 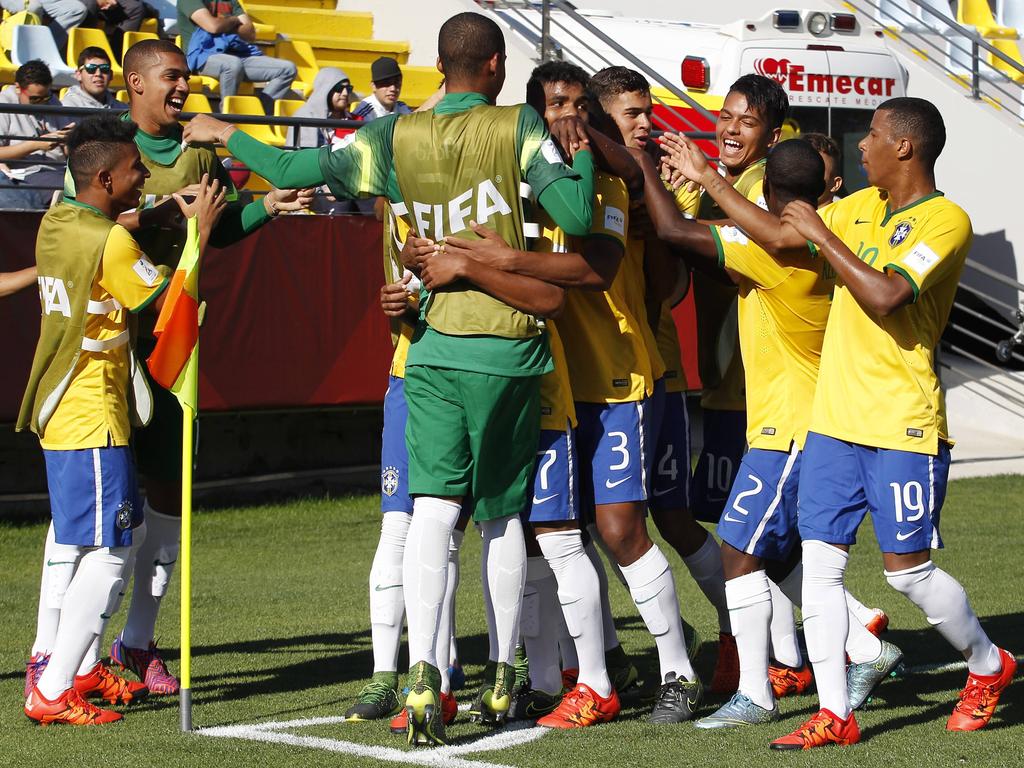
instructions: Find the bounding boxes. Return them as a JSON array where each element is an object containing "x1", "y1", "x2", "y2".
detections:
[
  {"x1": 129, "y1": 50, "x2": 190, "y2": 131},
  {"x1": 107, "y1": 142, "x2": 151, "y2": 215},
  {"x1": 716, "y1": 90, "x2": 779, "y2": 178},
  {"x1": 76, "y1": 57, "x2": 113, "y2": 98},
  {"x1": 603, "y1": 89, "x2": 652, "y2": 149}
]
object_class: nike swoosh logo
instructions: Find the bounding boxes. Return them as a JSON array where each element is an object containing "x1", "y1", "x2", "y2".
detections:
[
  {"x1": 154, "y1": 559, "x2": 177, "y2": 566},
  {"x1": 722, "y1": 513, "x2": 745, "y2": 523},
  {"x1": 855, "y1": 218, "x2": 871, "y2": 224},
  {"x1": 895, "y1": 527, "x2": 922, "y2": 542},
  {"x1": 100, "y1": 613, "x2": 112, "y2": 620},
  {"x1": 374, "y1": 584, "x2": 402, "y2": 592},
  {"x1": 653, "y1": 486, "x2": 677, "y2": 497},
  {"x1": 524, "y1": 702, "x2": 555, "y2": 717},
  {"x1": 559, "y1": 598, "x2": 582, "y2": 607},
  {"x1": 46, "y1": 560, "x2": 76, "y2": 566},
  {"x1": 635, "y1": 586, "x2": 666, "y2": 605},
  {"x1": 532, "y1": 493, "x2": 559, "y2": 505},
  {"x1": 605, "y1": 476, "x2": 632, "y2": 490}
]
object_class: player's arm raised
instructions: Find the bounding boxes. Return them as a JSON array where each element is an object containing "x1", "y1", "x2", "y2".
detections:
[{"x1": 782, "y1": 200, "x2": 912, "y2": 317}]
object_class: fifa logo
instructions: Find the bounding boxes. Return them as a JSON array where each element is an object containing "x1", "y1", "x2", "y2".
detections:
[
  {"x1": 411, "y1": 179, "x2": 512, "y2": 240},
  {"x1": 39, "y1": 275, "x2": 71, "y2": 318}
]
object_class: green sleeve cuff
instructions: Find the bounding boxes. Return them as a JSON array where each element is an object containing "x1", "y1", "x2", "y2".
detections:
[
  {"x1": 130, "y1": 276, "x2": 169, "y2": 313},
  {"x1": 225, "y1": 130, "x2": 326, "y2": 189},
  {"x1": 885, "y1": 263, "x2": 920, "y2": 302},
  {"x1": 209, "y1": 199, "x2": 271, "y2": 249},
  {"x1": 710, "y1": 225, "x2": 726, "y2": 268}
]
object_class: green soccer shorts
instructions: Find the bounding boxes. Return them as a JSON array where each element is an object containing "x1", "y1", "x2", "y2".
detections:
[{"x1": 404, "y1": 365, "x2": 540, "y2": 522}]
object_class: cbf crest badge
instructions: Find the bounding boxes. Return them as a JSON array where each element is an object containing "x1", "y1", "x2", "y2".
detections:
[
  {"x1": 116, "y1": 499, "x2": 133, "y2": 530},
  {"x1": 890, "y1": 220, "x2": 913, "y2": 247},
  {"x1": 381, "y1": 466, "x2": 400, "y2": 497}
]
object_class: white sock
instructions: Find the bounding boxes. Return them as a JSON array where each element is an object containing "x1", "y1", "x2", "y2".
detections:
[
  {"x1": 522, "y1": 557, "x2": 563, "y2": 695},
  {"x1": 36, "y1": 548, "x2": 127, "y2": 700},
  {"x1": 436, "y1": 528, "x2": 463, "y2": 694},
  {"x1": 32, "y1": 523, "x2": 82, "y2": 657},
  {"x1": 682, "y1": 535, "x2": 731, "y2": 634},
  {"x1": 845, "y1": 590, "x2": 880, "y2": 627},
  {"x1": 584, "y1": 538, "x2": 621, "y2": 652},
  {"x1": 121, "y1": 503, "x2": 178, "y2": 649},
  {"x1": 538, "y1": 529, "x2": 611, "y2": 697},
  {"x1": 481, "y1": 516, "x2": 527, "y2": 666},
  {"x1": 369, "y1": 512, "x2": 410, "y2": 675},
  {"x1": 726, "y1": 571, "x2": 774, "y2": 709},
  {"x1": 768, "y1": 576, "x2": 802, "y2": 668},
  {"x1": 885, "y1": 561, "x2": 1001, "y2": 676},
  {"x1": 403, "y1": 497, "x2": 460, "y2": 668},
  {"x1": 800, "y1": 541, "x2": 851, "y2": 719},
  {"x1": 621, "y1": 543, "x2": 695, "y2": 682}
]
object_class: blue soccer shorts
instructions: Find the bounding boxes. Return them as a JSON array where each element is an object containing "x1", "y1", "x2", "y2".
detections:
[
  {"x1": 649, "y1": 390, "x2": 692, "y2": 513},
  {"x1": 380, "y1": 375, "x2": 413, "y2": 514},
  {"x1": 43, "y1": 445, "x2": 142, "y2": 548},
  {"x1": 525, "y1": 424, "x2": 579, "y2": 524},
  {"x1": 798, "y1": 431, "x2": 949, "y2": 553},
  {"x1": 576, "y1": 384, "x2": 660, "y2": 507},
  {"x1": 690, "y1": 408, "x2": 748, "y2": 523},
  {"x1": 717, "y1": 445, "x2": 801, "y2": 561}
]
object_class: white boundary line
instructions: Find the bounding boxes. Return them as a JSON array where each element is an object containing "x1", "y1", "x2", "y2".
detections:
[{"x1": 200, "y1": 717, "x2": 548, "y2": 768}]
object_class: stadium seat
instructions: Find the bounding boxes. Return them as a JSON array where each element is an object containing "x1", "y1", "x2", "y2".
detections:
[
  {"x1": 0, "y1": 45, "x2": 17, "y2": 86},
  {"x1": 123, "y1": 30, "x2": 159, "y2": 53},
  {"x1": 990, "y1": 39, "x2": 1024, "y2": 83},
  {"x1": 273, "y1": 39, "x2": 317, "y2": 98},
  {"x1": 66, "y1": 27, "x2": 124, "y2": 86},
  {"x1": 221, "y1": 94, "x2": 284, "y2": 146},
  {"x1": 10, "y1": 25, "x2": 75, "y2": 85},
  {"x1": 115, "y1": 89, "x2": 129, "y2": 104},
  {"x1": 273, "y1": 97, "x2": 303, "y2": 142},
  {"x1": 184, "y1": 92, "x2": 214, "y2": 113},
  {"x1": 958, "y1": 0, "x2": 1017, "y2": 38}
]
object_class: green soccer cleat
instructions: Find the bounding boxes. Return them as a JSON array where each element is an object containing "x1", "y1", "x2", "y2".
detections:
[
  {"x1": 848, "y1": 639, "x2": 904, "y2": 710},
  {"x1": 513, "y1": 643, "x2": 530, "y2": 695},
  {"x1": 695, "y1": 692, "x2": 780, "y2": 729},
  {"x1": 343, "y1": 672, "x2": 401, "y2": 721},
  {"x1": 405, "y1": 661, "x2": 446, "y2": 747},
  {"x1": 470, "y1": 661, "x2": 515, "y2": 726}
]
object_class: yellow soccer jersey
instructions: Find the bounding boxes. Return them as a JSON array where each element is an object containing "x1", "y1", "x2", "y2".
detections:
[
  {"x1": 556, "y1": 173, "x2": 656, "y2": 403},
  {"x1": 811, "y1": 188, "x2": 972, "y2": 454},
  {"x1": 711, "y1": 224, "x2": 834, "y2": 450},
  {"x1": 540, "y1": 320, "x2": 575, "y2": 431},
  {"x1": 694, "y1": 159, "x2": 767, "y2": 411},
  {"x1": 41, "y1": 225, "x2": 167, "y2": 450},
  {"x1": 383, "y1": 204, "x2": 416, "y2": 379}
]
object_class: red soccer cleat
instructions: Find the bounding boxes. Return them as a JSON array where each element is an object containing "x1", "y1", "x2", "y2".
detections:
[
  {"x1": 947, "y1": 648, "x2": 1017, "y2": 731},
  {"x1": 25, "y1": 685, "x2": 123, "y2": 726},
  {"x1": 74, "y1": 661, "x2": 149, "y2": 705},
  {"x1": 390, "y1": 691, "x2": 457, "y2": 734},
  {"x1": 24, "y1": 652, "x2": 50, "y2": 699},
  {"x1": 110, "y1": 637, "x2": 179, "y2": 695},
  {"x1": 770, "y1": 708, "x2": 860, "y2": 750},
  {"x1": 768, "y1": 661, "x2": 814, "y2": 698},
  {"x1": 537, "y1": 683, "x2": 620, "y2": 729},
  {"x1": 711, "y1": 633, "x2": 739, "y2": 694}
]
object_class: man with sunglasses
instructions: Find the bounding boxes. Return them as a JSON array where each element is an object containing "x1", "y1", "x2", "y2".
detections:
[
  {"x1": 62, "y1": 46, "x2": 119, "y2": 109},
  {"x1": 0, "y1": 60, "x2": 73, "y2": 210}
]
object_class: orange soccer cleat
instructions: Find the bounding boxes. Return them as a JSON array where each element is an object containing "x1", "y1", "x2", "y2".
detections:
[
  {"x1": 768, "y1": 661, "x2": 814, "y2": 698},
  {"x1": 770, "y1": 708, "x2": 860, "y2": 750},
  {"x1": 710, "y1": 632, "x2": 740, "y2": 694},
  {"x1": 947, "y1": 648, "x2": 1017, "y2": 731},
  {"x1": 25, "y1": 685, "x2": 123, "y2": 726},
  {"x1": 537, "y1": 683, "x2": 620, "y2": 729},
  {"x1": 865, "y1": 610, "x2": 890, "y2": 637},
  {"x1": 390, "y1": 691, "x2": 457, "y2": 734}
]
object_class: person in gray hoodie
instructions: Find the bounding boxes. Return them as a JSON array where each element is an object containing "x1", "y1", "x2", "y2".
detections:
[{"x1": 61, "y1": 46, "x2": 121, "y2": 109}]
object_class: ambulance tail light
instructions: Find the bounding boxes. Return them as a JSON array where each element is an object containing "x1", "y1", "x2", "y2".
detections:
[
  {"x1": 830, "y1": 13, "x2": 857, "y2": 32},
  {"x1": 681, "y1": 56, "x2": 710, "y2": 90},
  {"x1": 772, "y1": 10, "x2": 801, "y2": 29}
]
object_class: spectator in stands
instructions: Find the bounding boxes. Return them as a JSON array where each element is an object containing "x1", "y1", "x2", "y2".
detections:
[
  {"x1": 176, "y1": 0, "x2": 297, "y2": 107},
  {"x1": 83, "y1": 0, "x2": 159, "y2": 60},
  {"x1": 61, "y1": 45, "x2": 119, "y2": 108},
  {"x1": 0, "y1": 1, "x2": 88, "y2": 52},
  {"x1": 352, "y1": 56, "x2": 411, "y2": 122},
  {"x1": 0, "y1": 60, "x2": 74, "y2": 210}
]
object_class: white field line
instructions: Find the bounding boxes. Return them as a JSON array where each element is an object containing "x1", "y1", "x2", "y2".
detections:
[
  {"x1": 903, "y1": 653, "x2": 1022, "y2": 676},
  {"x1": 199, "y1": 716, "x2": 548, "y2": 768}
]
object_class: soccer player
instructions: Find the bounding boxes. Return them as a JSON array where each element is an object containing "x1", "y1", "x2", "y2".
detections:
[
  {"x1": 801, "y1": 132, "x2": 844, "y2": 208},
  {"x1": 18, "y1": 114, "x2": 224, "y2": 725},
  {"x1": 182, "y1": 12, "x2": 596, "y2": 746},
  {"x1": 673, "y1": 97, "x2": 1017, "y2": 747},
  {"x1": 645, "y1": 137, "x2": 900, "y2": 729}
]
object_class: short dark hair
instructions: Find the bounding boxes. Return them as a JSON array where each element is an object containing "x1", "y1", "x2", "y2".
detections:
[
  {"x1": 727, "y1": 74, "x2": 789, "y2": 131},
  {"x1": 877, "y1": 96, "x2": 945, "y2": 169},
  {"x1": 588, "y1": 66, "x2": 649, "y2": 108},
  {"x1": 801, "y1": 131, "x2": 840, "y2": 164},
  {"x1": 437, "y1": 13, "x2": 504, "y2": 82},
  {"x1": 77, "y1": 46, "x2": 111, "y2": 68},
  {"x1": 123, "y1": 38, "x2": 185, "y2": 78},
  {"x1": 526, "y1": 61, "x2": 590, "y2": 113},
  {"x1": 67, "y1": 114, "x2": 139, "y2": 190},
  {"x1": 765, "y1": 139, "x2": 825, "y2": 205},
  {"x1": 15, "y1": 59, "x2": 52, "y2": 89}
]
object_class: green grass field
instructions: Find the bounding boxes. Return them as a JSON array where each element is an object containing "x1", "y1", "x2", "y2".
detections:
[{"x1": 2, "y1": 474, "x2": 1022, "y2": 768}]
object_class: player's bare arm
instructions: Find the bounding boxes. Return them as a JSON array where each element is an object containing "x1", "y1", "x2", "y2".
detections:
[
  {"x1": 189, "y1": 6, "x2": 243, "y2": 36},
  {"x1": 660, "y1": 132, "x2": 803, "y2": 255},
  {"x1": 399, "y1": 232, "x2": 439, "y2": 276},
  {"x1": 0, "y1": 265, "x2": 36, "y2": 297},
  {"x1": 421, "y1": 247, "x2": 565, "y2": 317},
  {"x1": 782, "y1": 200, "x2": 913, "y2": 317},
  {"x1": 549, "y1": 117, "x2": 643, "y2": 200},
  {"x1": 380, "y1": 276, "x2": 419, "y2": 326},
  {"x1": 443, "y1": 221, "x2": 619, "y2": 290}
]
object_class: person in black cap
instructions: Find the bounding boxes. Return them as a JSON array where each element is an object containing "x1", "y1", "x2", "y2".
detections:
[{"x1": 353, "y1": 56, "x2": 412, "y2": 121}]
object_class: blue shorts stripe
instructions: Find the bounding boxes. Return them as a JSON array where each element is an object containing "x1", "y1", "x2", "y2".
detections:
[{"x1": 745, "y1": 444, "x2": 799, "y2": 555}]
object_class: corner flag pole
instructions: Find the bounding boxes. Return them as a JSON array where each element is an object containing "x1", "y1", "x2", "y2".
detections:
[{"x1": 180, "y1": 401, "x2": 194, "y2": 732}]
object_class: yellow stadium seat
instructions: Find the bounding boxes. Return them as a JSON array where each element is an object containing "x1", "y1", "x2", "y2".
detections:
[
  {"x1": 67, "y1": 27, "x2": 124, "y2": 86},
  {"x1": 184, "y1": 92, "x2": 213, "y2": 113},
  {"x1": 115, "y1": 89, "x2": 129, "y2": 104},
  {"x1": 122, "y1": 30, "x2": 158, "y2": 55},
  {"x1": 0, "y1": 45, "x2": 17, "y2": 85},
  {"x1": 991, "y1": 38, "x2": 1024, "y2": 82},
  {"x1": 274, "y1": 39, "x2": 317, "y2": 98},
  {"x1": 273, "y1": 97, "x2": 303, "y2": 141},
  {"x1": 139, "y1": 17, "x2": 158, "y2": 35},
  {"x1": 958, "y1": 0, "x2": 1018, "y2": 38},
  {"x1": 221, "y1": 94, "x2": 284, "y2": 146}
]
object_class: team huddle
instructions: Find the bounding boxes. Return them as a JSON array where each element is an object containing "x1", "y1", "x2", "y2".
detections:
[{"x1": 18, "y1": 9, "x2": 1015, "y2": 752}]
